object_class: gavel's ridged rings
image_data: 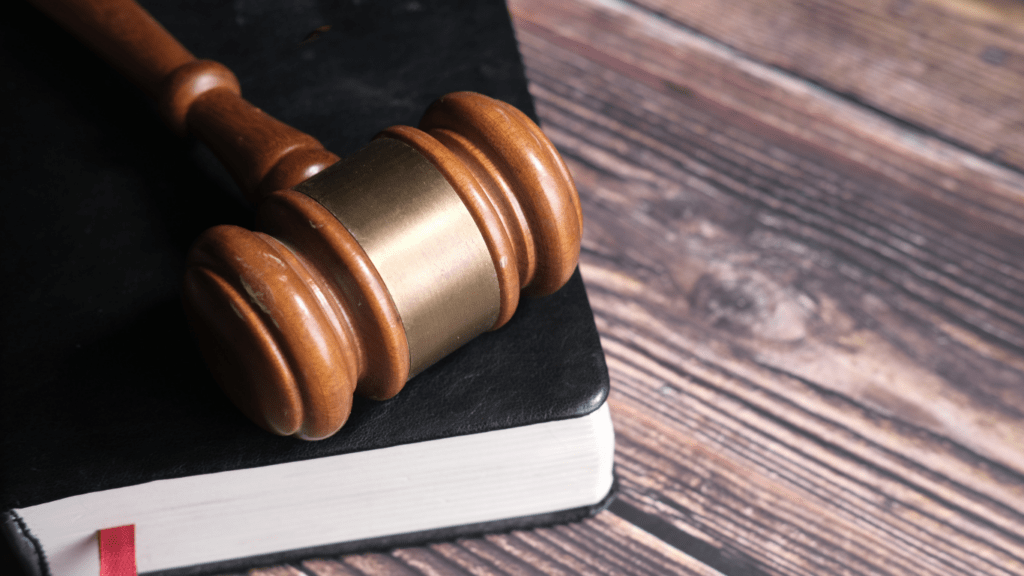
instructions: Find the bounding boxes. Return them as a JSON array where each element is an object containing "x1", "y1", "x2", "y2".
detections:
[
  {"x1": 258, "y1": 188, "x2": 411, "y2": 401},
  {"x1": 420, "y1": 92, "x2": 582, "y2": 297},
  {"x1": 183, "y1": 225, "x2": 359, "y2": 440}
]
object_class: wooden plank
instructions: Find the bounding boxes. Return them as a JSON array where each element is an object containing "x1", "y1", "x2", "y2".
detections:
[
  {"x1": 621, "y1": 0, "x2": 1024, "y2": 173},
  {"x1": 512, "y1": 0, "x2": 1024, "y2": 475},
  {"x1": 508, "y1": 0, "x2": 1024, "y2": 236},
  {"x1": 503, "y1": 0, "x2": 1024, "y2": 573}
]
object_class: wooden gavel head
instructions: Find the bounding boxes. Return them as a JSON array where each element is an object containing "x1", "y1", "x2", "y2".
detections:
[
  {"x1": 29, "y1": 0, "x2": 581, "y2": 440},
  {"x1": 183, "y1": 92, "x2": 582, "y2": 440}
]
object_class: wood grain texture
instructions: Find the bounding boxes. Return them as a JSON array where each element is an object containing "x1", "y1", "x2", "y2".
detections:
[
  {"x1": 287, "y1": 514, "x2": 723, "y2": 576},
  {"x1": 621, "y1": 0, "x2": 1024, "y2": 173},
  {"x1": 246, "y1": 0, "x2": 1023, "y2": 572},
  {"x1": 509, "y1": 0, "x2": 1024, "y2": 237},
  {"x1": 512, "y1": 0, "x2": 1024, "y2": 472},
  {"x1": 514, "y1": 0, "x2": 1024, "y2": 572}
]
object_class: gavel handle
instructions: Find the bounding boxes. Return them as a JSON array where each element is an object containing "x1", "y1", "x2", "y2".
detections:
[{"x1": 30, "y1": 0, "x2": 340, "y2": 201}]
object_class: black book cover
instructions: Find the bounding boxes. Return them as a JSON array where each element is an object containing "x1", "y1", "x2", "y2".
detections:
[{"x1": 0, "y1": 0, "x2": 610, "y2": 573}]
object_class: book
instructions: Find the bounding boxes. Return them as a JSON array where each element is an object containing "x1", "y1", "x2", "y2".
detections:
[{"x1": 0, "y1": 0, "x2": 614, "y2": 575}]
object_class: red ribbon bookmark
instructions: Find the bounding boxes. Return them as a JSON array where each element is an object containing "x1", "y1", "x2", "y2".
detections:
[{"x1": 99, "y1": 524, "x2": 137, "y2": 576}]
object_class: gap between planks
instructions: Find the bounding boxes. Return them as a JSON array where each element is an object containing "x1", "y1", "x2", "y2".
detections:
[
  {"x1": 509, "y1": 0, "x2": 1024, "y2": 573},
  {"x1": 508, "y1": 0, "x2": 1024, "y2": 233}
]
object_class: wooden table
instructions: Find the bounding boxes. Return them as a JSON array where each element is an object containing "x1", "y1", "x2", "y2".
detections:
[{"x1": 248, "y1": 0, "x2": 1024, "y2": 573}]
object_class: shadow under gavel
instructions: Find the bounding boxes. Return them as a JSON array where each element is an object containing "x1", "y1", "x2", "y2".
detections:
[{"x1": 33, "y1": 0, "x2": 582, "y2": 439}]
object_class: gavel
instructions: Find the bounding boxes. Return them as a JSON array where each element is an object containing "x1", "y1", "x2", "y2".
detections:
[{"x1": 33, "y1": 0, "x2": 581, "y2": 440}]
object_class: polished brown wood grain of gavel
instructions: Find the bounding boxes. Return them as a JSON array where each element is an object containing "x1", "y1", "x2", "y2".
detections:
[{"x1": 34, "y1": 0, "x2": 582, "y2": 439}]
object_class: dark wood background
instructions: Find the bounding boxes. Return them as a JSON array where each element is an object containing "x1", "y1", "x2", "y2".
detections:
[{"x1": 245, "y1": 0, "x2": 1024, "y2": 574}]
